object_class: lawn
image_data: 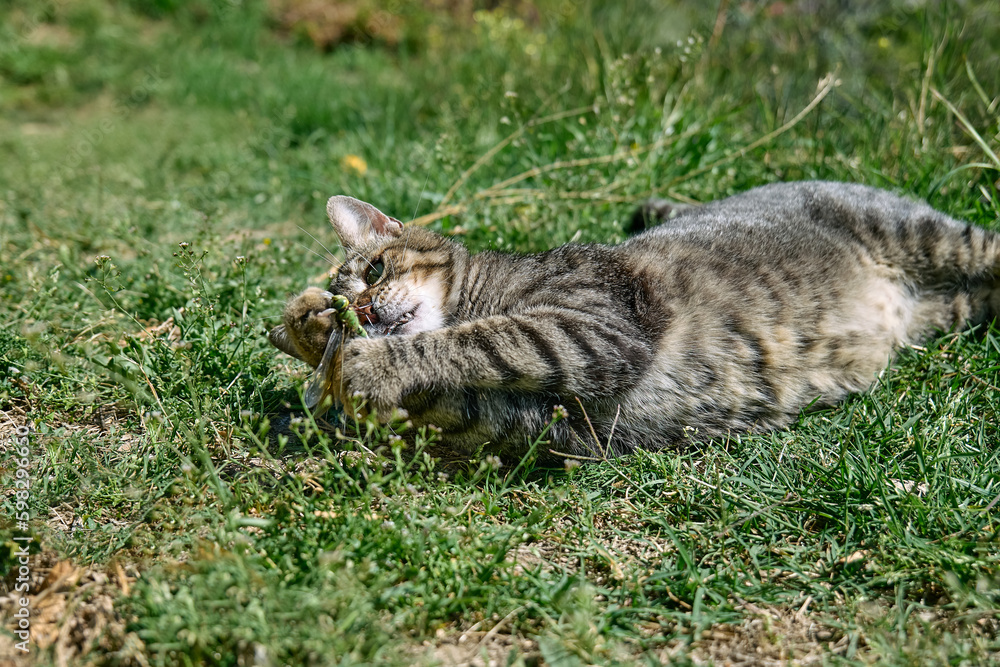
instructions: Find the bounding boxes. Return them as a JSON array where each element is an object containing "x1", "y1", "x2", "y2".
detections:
[{"x1": 1, "y1": 0, "x2": 999, "y2": 664}]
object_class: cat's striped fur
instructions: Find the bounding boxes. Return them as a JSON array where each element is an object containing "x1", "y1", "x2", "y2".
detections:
[{"x1": 269, "y1": 182, "x2": 1000, "y2": 456}]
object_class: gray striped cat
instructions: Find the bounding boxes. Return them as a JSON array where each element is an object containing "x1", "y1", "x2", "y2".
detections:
[{"x1": 269, "y1": 181, "x2": 1000, "y2": 457}]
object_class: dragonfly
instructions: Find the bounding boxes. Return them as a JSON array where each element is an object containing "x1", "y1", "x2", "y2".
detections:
[{"x1": 304, "y1": 294, "x2": 368, "y2": 410}]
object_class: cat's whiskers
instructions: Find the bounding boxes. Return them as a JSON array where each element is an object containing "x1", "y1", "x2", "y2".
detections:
[
  {"x1": 296, "y1": 242, "x2": 338, "y2": 267},
  {"x1": 298, "y1": 225, "x2": 343, "y2": 265},
  {"x1": 403, "y1": 172, "x2": 431, "y2": 260}
]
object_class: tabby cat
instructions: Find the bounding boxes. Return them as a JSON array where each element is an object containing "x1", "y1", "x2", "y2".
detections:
[{"x1": 269, "y1": 182, "x2": 1000, "y2": 457}]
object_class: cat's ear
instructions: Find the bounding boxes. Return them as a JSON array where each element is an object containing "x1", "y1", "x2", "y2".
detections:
[{"x1": 327, "y1": 196, "x2": 403, "y2": 249}]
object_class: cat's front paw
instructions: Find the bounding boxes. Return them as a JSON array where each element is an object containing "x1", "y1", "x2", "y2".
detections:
[
  {"x1": 271, "y1": 286, "x2": 338, "y2": 367},
  {"x1": 339, "y1": 338, "x2": 405, "y2": 415}
]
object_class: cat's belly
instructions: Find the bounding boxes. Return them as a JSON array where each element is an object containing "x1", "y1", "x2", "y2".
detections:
[
  {"x1": 801, "y1": 274, "x2": 919, "y2": 396},
  {"x1": 616, "y1": 272, "x2": 922, "y2": 443}
]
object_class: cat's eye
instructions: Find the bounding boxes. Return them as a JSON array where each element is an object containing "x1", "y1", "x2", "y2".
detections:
[{"x1": 365, "y1": 259, "x2": 385, "y2": 285}]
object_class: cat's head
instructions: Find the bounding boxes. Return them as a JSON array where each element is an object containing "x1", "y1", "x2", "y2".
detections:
[{"x1": 269, "y1": 196, "x2": 465, "y2": 364}]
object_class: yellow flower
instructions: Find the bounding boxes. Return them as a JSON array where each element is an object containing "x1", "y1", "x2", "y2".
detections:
[{"x1": 341, "y1": 154, "x2": 368, "y2": 176}]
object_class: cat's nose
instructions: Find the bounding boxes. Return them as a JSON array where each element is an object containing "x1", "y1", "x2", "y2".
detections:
[{"x1": 351, "y1": 302, "x2": 379, "y2": 325}]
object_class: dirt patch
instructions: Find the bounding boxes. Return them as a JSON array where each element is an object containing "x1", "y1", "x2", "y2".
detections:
[
  {"x1": 412, "y1": 601, "x2": 846, "y2": 666},
  {"x1": 1, "y1": 390, "x2": 138, "y2": 447},
  {"x1": 416, "y1": 626, "x2": 540, "y2": 667},
  {"x1": 507, "y1": 508, "x2": 676, "y2": 587},
  {"x1": 23, "y1": 23, "x2": 77, "y2": 49},
  {"x1": 1, "y1": 404, "x2": 152, "y2": 561},
  {"x1": 268, "y1": 0, "x2": 409, "y2": 49},
  {"x1": 682, "y1": 601, "x2": 846, "y2": 666},
  {"x1": 0, "y1": 554, "x2": 144, "y2": 667},
  {"x1": 268, "y1": 0, "x2": 541, "y2": 51}
]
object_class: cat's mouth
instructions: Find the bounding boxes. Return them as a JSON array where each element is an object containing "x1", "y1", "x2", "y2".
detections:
[
  {"x1": 352, "y1": 304, "x2": 415, "y2": 337},
  {"x1": 351, "y1": 302, "x2": 379, "y2": 325},
  {"x1": 386, "y1": 311, "x2": 414, "y2": 335}
]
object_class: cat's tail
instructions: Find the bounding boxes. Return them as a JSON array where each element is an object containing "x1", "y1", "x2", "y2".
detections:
[
  {"x1": 904, "y1": 212, "x2": 1000, "y2": 325},
  {"x1": 908, "y1": 214, "x2": 1000, "y2": 285},
  {"x1": 627, "y1": 199, "x2": 700, "y2": 235},
  {"x1": 962, "y1": 222, "x2": 1000, "y2": 323}
]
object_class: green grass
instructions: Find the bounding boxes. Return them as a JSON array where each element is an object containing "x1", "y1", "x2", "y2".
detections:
[{"x1": 1, "y1": 0, "x2": 999, "y2": 664}]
